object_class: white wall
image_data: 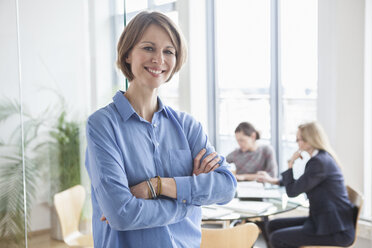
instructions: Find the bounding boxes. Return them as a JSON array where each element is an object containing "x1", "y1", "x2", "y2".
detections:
[
  {"x1": 318, "y1": 0, "x2": 365, "y2": 193},
  {"x1": 364, "y1": 0, "x2": 372, "y2": 218},
  {"x1": 0, "y1": 0, "x2": 19, "y2": 99},
  {"x1": 1, "y1": 0, "x2": 116, "y2": 232}
]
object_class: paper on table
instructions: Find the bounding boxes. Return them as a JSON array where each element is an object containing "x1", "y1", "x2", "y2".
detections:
[
  {"x1": 201, "y1": 206, "x2": 234, "y2": 219},
  {"x1": 220, "y1": 199, "x2": 274, "y2": 214},
  {"x1": 237, "y1": 182, "x2": 281, "y2": 198},
  {"x1": 237, "y1": 181, "x2": 265, "y2": 189}
]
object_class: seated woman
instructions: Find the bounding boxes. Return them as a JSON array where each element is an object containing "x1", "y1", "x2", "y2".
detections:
[
  {"x1": 226, "y1": 122, "x2": 277, "y2": 181},
  {"x1": 258, "y1": 122, "x2": 355, "y2": 248}
]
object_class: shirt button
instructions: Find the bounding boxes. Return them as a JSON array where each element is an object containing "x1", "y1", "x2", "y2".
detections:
[
  {"x1": 157, "y1": 142, "x2": 160, "y2": 146},
  {"x1": 153, "y1": 123, "x2": 157, "y2": 128},
  {"x1": 182, "y1": 199, "x2": 186, "y2": 204}
]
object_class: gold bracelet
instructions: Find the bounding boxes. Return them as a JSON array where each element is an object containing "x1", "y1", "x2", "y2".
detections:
[{"x1": 156, "y1": 176, "x2": 162, "y2": 196}]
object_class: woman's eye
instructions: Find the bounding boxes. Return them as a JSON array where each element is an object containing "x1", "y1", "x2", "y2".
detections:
[
  {"x1": 164, "y1": 50, "x2": 175, "y2": 55},
  {"x1": 143, "y1": 47, "x2": 154, "y2": 51}
]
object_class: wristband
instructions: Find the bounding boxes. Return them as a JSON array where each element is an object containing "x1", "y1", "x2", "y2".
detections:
[{"x1": 146, "y1": 180, "x2": 157, "y2": 199}]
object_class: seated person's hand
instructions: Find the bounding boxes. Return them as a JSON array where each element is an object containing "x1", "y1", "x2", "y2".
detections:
[
  {"x1": 256, "y1": 171, "x2": 279, "y2": 185},
  {"x1": 193, "y1": 149, "x2": 221, "y2": 175},
  {"x1": 256, "y1": 171, "x2": 270, "y2": 183},
  {"x1": 235, "y1": 174, "x2": 246, "y2": 181}
]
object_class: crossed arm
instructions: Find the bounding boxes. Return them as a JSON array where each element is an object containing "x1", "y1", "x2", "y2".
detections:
[
  {"x1": 130, "y1": 149, "x2": 220, "y2": 199},
  {"x1": 101, "y1": 148, "x2": 221, "y2": 223}
]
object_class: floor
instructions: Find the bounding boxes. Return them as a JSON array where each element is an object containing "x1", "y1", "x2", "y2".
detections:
[
  {"x1": 254, "y1": 234, "x2": 268, "y2": 248},
  {"x1": 28, "y1": 231, "x2": 68, "y2": 248},
  {"x1": 27, "y1": 230, "x2": 269, "y2": 248},
  {"x1": 26, "y1": 226, "x2": 371, "y2": 248}
]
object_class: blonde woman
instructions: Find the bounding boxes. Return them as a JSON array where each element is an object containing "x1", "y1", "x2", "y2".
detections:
[{"x1": 259, "y1": 122, "x2": 355, "y2": 248}]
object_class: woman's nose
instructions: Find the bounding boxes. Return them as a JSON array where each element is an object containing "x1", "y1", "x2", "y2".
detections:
[{"x1": 152, "y1": 52, "x2": 164, "y2": 64}]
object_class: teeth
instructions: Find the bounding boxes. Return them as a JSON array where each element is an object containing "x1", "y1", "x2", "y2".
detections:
[{"x1": 148, "y1": 68, "x2": 162, "y2": 74}]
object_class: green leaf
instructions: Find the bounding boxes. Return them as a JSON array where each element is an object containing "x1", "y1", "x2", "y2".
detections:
[{"x1": 0, "y1": 98, "x2": 21, "y2": 123}]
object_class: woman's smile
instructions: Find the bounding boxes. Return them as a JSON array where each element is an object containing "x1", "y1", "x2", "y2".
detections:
[{"x1": 145, "y1": 66, "x2": 166, "y2": 77}]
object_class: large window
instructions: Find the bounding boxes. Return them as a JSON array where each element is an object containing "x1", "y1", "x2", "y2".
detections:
[
  {"x1": 215, "y1": 0, "x2": 272, "y2": 156},
  {"x1": 214, "y1": 0, "x2": 318, "y2": 173}
]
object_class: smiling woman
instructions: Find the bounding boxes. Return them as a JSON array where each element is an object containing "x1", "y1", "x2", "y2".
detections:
[
  {"x1": 124, "y1": 24, "x2": 177, "y2": 90},
  {"x1": 85, "y1": 11, "x2": 237, "y2": 248}
]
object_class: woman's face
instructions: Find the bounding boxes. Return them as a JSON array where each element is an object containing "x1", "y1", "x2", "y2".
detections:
[
  {"x1": 126, "y1": 24, "x2": 176, "y2": 89},
  {"x1": 296, "y1": 130, "x2": 313, "y2": 152},
  {"x1": 235, "y1": 131, "x2": 256, "y2": 152}
]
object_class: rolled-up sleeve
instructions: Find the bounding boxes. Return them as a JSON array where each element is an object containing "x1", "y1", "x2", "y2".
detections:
[{"x1": 173, "y1": 113, "x2": 237, "y2": 206}]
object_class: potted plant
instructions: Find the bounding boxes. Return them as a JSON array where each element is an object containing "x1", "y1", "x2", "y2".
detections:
[
  {"x1": 0, "y1": 98, "x2": 49, "y2": 247},
  {"x1": 49, "y1": 110, "x2": 82, "y2": 240},
  {"x1": 0, "y1": 96, "x2": 84, "y2": 244}
]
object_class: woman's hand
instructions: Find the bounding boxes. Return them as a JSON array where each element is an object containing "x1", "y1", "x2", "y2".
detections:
[
  {"x1": 256, "y1": 171, "x2": 280, "y2": 185},
  {"x1": 130, "y1": 181, "x2": 152, "y2": 199},
  {"x1": 193, "y1": 149, "x2": 221, "y2": 175},
  {"x1": 101, "y1": 215, "x2": 109, "y2": 224},
  {"x1": 288, "y1": 150, "x2": 303, "y2": 168},
  {"x1": 256, "y1": 171, "x2": 271, "y2": 183},
  {"x1": 235, "y1": 174, "x2": 246, "y2": 181}
]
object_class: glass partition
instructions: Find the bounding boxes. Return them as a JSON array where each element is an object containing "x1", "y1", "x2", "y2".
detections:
[
  {"x1": 0, "y1": 0, "x2": 26, "y2": 247},
  {"x1": 22, "y1": 0, "x2": 122, "y2": 246},
  {"x1": 1, "y1": 0, "x2": 125, "y2": 247}
]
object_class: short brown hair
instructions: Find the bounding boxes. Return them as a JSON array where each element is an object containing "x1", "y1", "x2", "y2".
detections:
[
  {"x1": 116, "y1": 11, "x2": 187, "y2": 82},
  {"x1": 235, "y1": 122, "x2": 260, "y2": 140}
]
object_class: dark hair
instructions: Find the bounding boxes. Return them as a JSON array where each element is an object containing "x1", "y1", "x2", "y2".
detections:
[
  {"x1": 116, "y1": 11, "x2": 187, "y2": 82},
  {"x1": 235, "y1": 122, "x2": 260, "y2": 140}
]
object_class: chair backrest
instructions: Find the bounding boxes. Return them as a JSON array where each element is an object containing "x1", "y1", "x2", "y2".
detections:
[
  {"x1": 346, "y1": 185, "x2": 363, "y2": 245},
  {"x1": 54, "y1": 185, "x2": 86, "y2": 239},
  {"x1": 300, "y1": 185, "x2": 364, "y2": 248},
  {"x1": 201, "y1": 223, "x2": 260, "y2": 248}
]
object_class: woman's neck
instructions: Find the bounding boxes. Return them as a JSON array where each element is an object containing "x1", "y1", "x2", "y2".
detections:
[
  {"x1": 306, "y1": 148, "x2": 315, "y2": 157},
  {"x1": 247, "y1": 144, "x2": 258, "y2": 152},
  {"x1": 242, "y1": 143, "x2": 258, "y2": 152},
  {"x1": 124, "y1": 84, "x2": 158, "y2": 122}
]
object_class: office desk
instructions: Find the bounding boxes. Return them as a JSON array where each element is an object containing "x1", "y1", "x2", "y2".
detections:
[
  {"x1": 202, "y1": 182, "x2": 302, "y2": 245},
  {"x1": 202, "y1": 198, "x2": 299, "y2": 223}
]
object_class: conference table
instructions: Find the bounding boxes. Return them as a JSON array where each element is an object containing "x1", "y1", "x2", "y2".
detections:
[{"x1": 202, "y1": 181, "x2": 306, "y2": 246}]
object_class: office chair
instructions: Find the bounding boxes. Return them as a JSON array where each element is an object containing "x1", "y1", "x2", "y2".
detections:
[
  {"x1": 54, "y1": 185, "x2": 93, "y2": 247},
  {"x1": 201, "y1": 222, "x2": 260, "y2": 248},
  {"x1": 300, "y1": 185, "x2": 364, "y2": 248}
]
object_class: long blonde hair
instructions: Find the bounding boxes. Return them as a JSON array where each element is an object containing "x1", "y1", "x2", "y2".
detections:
[{"x1": 298, "y1": 122, "x2": 342, "y2": 167}]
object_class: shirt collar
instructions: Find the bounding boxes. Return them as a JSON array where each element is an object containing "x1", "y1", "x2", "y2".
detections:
[
  {"x1": 311, "y1": 149, "x2": 319, "y2": 157},
  {"x1": 113, "y1": 90, "x2": 169, "y2": 122}
]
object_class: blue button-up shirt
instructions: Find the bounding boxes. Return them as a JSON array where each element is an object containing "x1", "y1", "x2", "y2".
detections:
[{"x1": 85, "y1": 91, "x2": 237, "y2": 248}]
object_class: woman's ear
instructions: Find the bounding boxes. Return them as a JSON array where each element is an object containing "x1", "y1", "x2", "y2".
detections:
[
  {"x1": 251, "y1": 132, "x2": 257, "y2": 140},
  {"x1": 125, "y1": 54, "x2": 131, "y2": 64}
]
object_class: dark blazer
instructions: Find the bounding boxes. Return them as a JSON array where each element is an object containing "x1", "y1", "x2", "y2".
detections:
[{"x1": 281, "y1": 150, "x2": 354, "y2": 235}]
